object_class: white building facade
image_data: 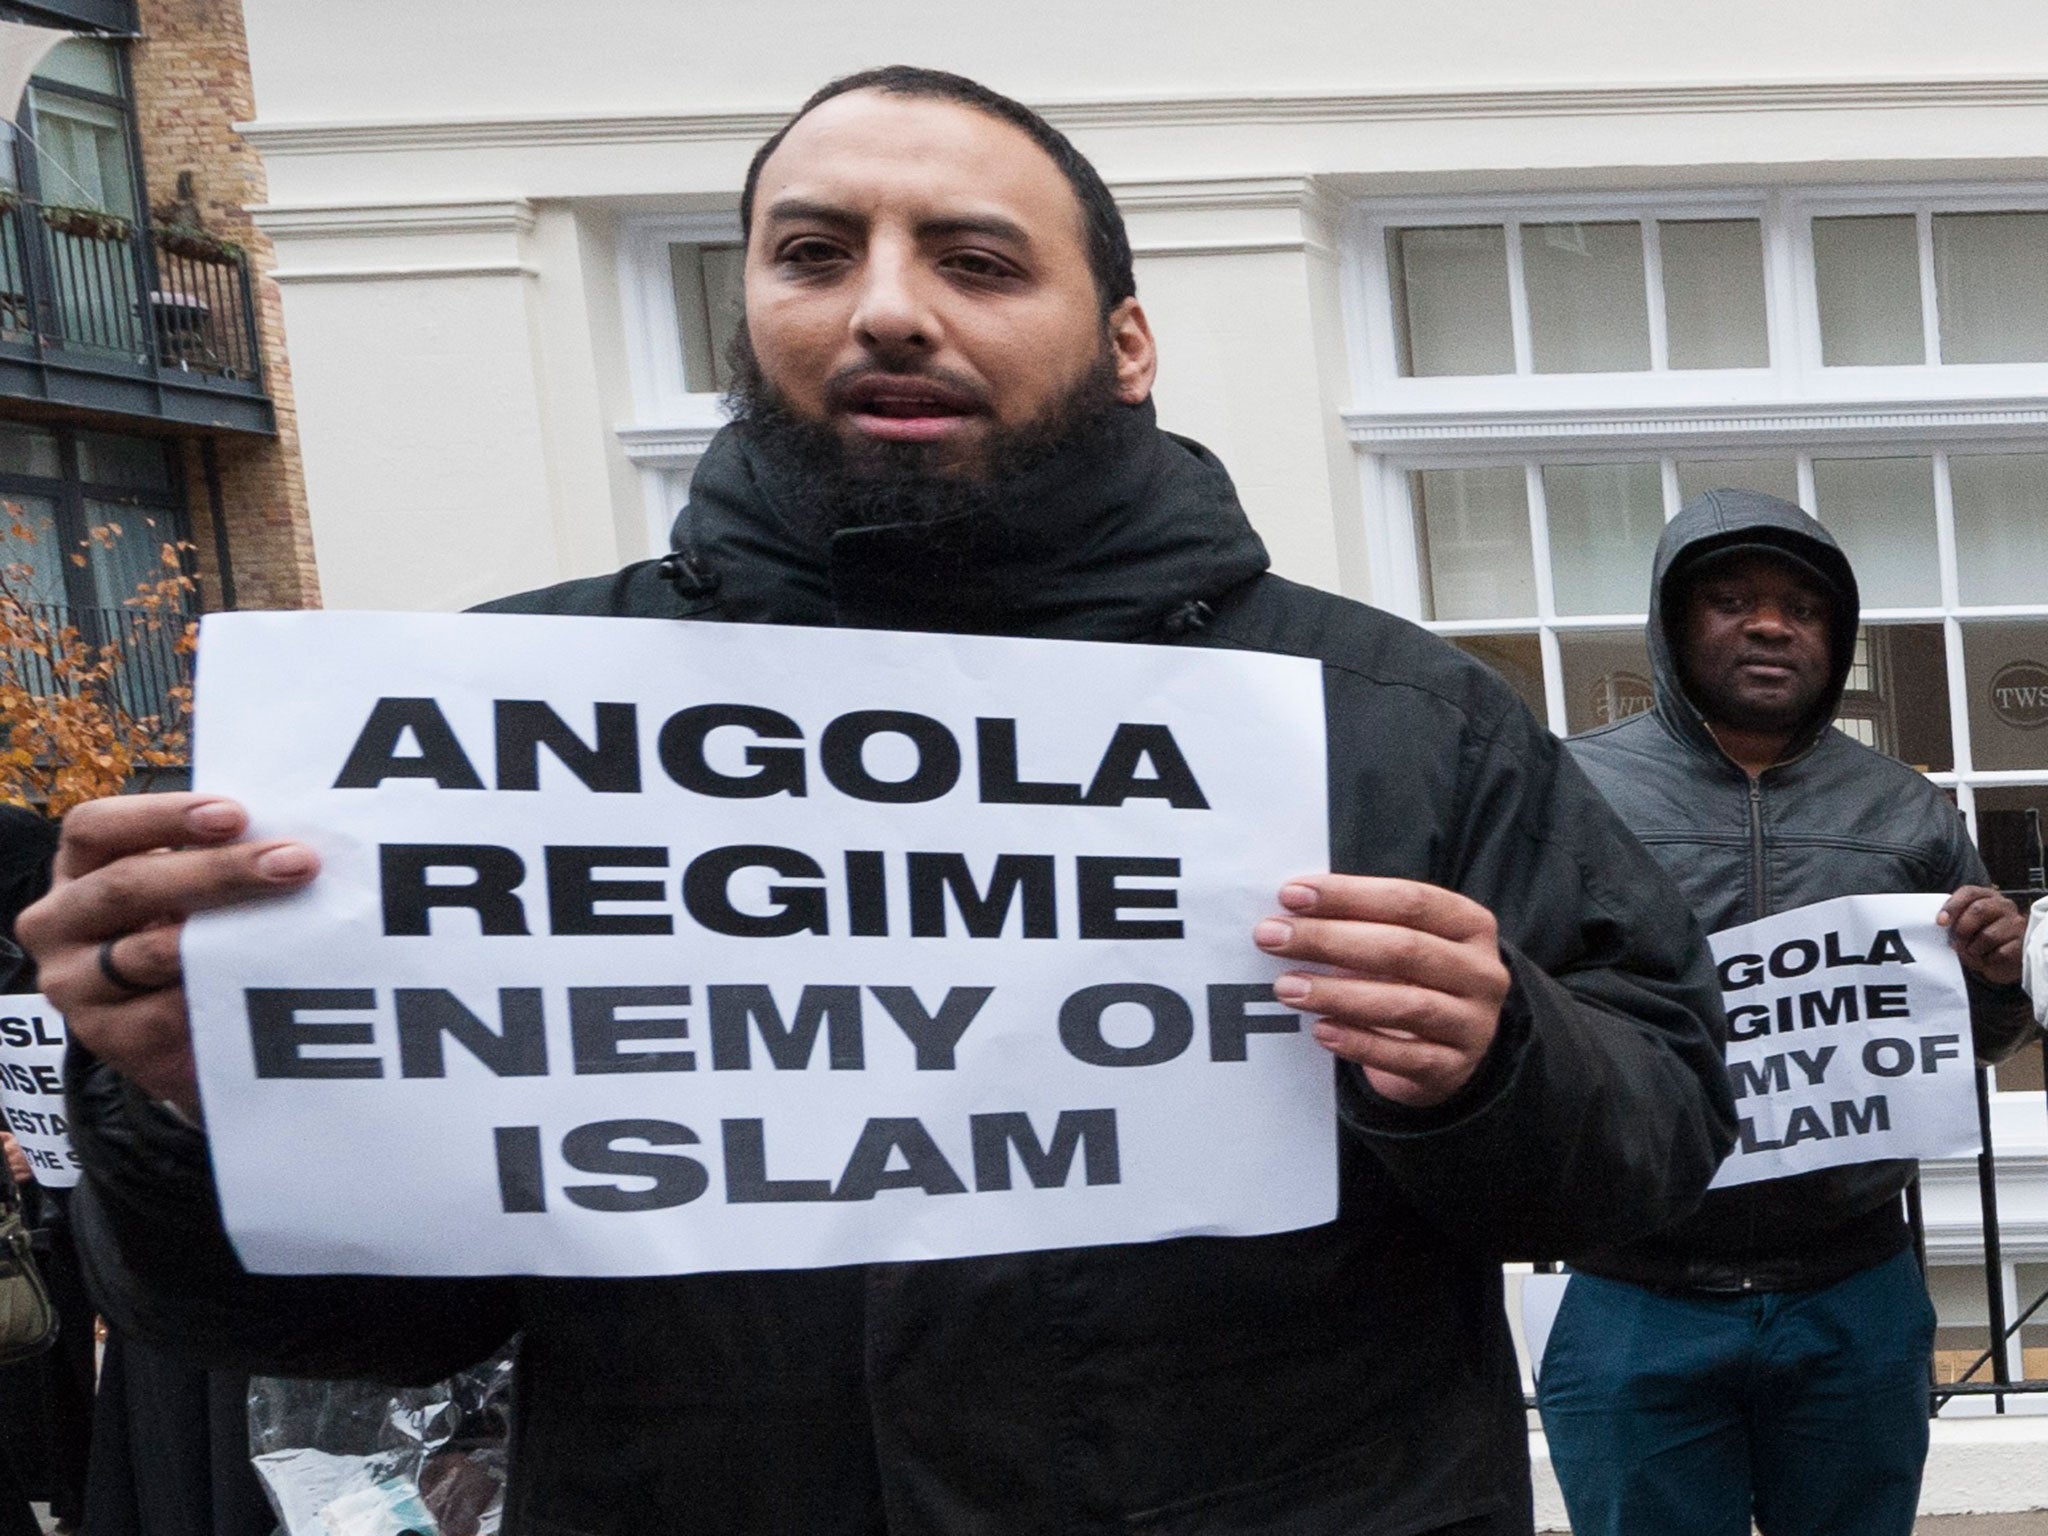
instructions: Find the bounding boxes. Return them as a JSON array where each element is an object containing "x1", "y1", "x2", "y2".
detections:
[{"x1": 233, "y1": 0, "x2": 2048, "y2": 1517}]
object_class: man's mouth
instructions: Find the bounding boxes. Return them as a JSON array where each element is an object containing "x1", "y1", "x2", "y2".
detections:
[
  {"x1": 1734, "y1": 658, "x2": 1798, "y2": 682},
  {"x1": 834, "y1": 374, "x2": 987, "y2": 444}
]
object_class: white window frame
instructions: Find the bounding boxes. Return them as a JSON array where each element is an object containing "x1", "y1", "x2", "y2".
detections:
[
  {"x1": 614, "y1": 211, "x2": 743, "y2": 556},
  {"x1": 1343, "y1": 183, "x2": 2048, "y2": 914}
]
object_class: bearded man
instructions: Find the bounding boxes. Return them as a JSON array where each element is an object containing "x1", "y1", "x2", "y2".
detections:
[
  {"x1": 23, "y1": 68, "x2": 1734, "y2": 1536},
  {"x1": 1540, "y1": 489, "x2": 2036, "y2": 1536}
]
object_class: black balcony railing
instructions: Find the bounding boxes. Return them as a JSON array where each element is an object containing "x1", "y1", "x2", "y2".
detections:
[
  {"x1": 0, "y1": 196, "x2": 262, "y2": 387},
  {"x1": 6, "y1": 600, "x2": 192, "y2": 739}
]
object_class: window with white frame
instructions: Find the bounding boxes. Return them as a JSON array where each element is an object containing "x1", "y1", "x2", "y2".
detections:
[
  {"x1": 614, "y1": 213, "x2": 746, "y2": 555},
  {"x1": 1347, "y1": 188, "x2": 2048, "y2": 1007}
]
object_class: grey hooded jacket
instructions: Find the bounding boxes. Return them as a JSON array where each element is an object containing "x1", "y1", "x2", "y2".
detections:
[{"x1": 1568, "y1": 488, "x2": 2037, "y2": 1293}]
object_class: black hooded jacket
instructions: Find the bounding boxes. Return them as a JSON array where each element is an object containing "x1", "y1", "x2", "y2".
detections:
[
  {"x1": 1568, "y1": 488, "x2": 2037, "y2": 1294},
  {"x1": 66, "y1": 407, "x2": 1734, "y2": 1536}
]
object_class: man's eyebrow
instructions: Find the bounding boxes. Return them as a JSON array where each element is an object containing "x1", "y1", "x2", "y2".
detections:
[
  {"x1": 760, "y1": 198, "x2": 864, "y2": 230},
  {"x1": 916, "y1": 214, "x2": 1034, "y2": 248},
  {"x1": 759, "y1": 199, "x2": 1034, "y2": 250}
]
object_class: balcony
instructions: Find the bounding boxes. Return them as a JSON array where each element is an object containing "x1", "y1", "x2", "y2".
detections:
[
  {"x1": 0, "y1": 196, "x2": 273, "y2": 435},
  {"x1": 6, "y1": 600, "x2": 192, "y2": 749}
]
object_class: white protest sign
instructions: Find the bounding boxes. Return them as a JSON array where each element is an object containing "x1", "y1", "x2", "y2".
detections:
[
  {"x1": 184, "y1": 612, "x2": 1335, "y2": 1277},
  {"x1": 0, "y1": 995, "x2": 79, "y2": 1188},
  {"x1": 1708, "y1": 893, "x2": 1976, "y2": 1190}
]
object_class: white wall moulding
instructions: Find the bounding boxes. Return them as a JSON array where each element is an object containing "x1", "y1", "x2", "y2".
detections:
[
  {"x1": 1110, "y1": 177, "x2": 1320, "y2": 213},
  {"x1": 256, "y1": 201, "x2": 542, "y2": 287},
  {"x1": 267, "y1": 263, "x2": 539, "y2": 284},
  {"x1": 251, "y1": 200, "x2": 538, "y2": 240},
  {"x1": 1347, "y1": 399, "x2": 2048, "y2": 452},
  {"x1": 615, "y1": 424, "x2": 721, "y2": 470},
  {"x1": 1921, "y1": 1095, "x2": 2048, "y2": 1264},
  {"x1": 234, "y1": 76, "x2": 2048, "y2": 159}
]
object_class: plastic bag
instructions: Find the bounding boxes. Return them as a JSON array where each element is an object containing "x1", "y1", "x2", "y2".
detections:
[{"x1": 247, "y1": 1345, "x2": 513, "y2": 1536}]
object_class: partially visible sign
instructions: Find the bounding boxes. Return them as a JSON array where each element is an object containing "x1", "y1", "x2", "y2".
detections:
[
  {"x1": 1708, "y1": 894, "x2": 1975, "y2": 1190},
  {"x1": 0, "y1": 995, "x2": 78, "y2": 1188},
  {"x1": 1990, "y1": 660, "x2": 2048, "y2": 732}
]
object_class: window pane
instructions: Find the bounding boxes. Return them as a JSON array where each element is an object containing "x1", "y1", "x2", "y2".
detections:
[
  {"x1": 1451, "y1": 633, "x2": 1546, "y2": 724},
  {"x1": 670, "y1": 242, "x2": 744, "y2": 395},
  {"x1": 1810, "y1": 457, "x2": 1939, "y2": 608},
  {"x1": 1542, "y1": 461, "x2": 1663, "y2": 616},
  {"x1": 1559, "y1": 628, "x2": 1655, "y2": 735},
  {"x1": 1963, "y1": 620, "x2": 2048, "y2": 771},
  {"x1": 29, "y1": 89, "x2": 134, "y2": 217},
  {"x1": 0, "y1": 423, "x2": 60, "y2": 478},
  {"x1": 1839, "y1": 624, "x2": 1953, "y2": 773},
  {"x1": 33, "y1": 39, "x2": 122, "y2": 97},
  {"x1": 1387, "y1": 226, "x2": 1514, "y2": 377},
  {"x1": 1949, "y1": 452, "x2": 2048, "y2": 608},
  {"x1": 1521, "y1": 222, "x2": 1651, "y2": 374},
  {"x1": 1933, "y1": 212, "x2": 2048, "y2": 364},
  {"x1": 1675, "y1": 458, "x2": 1800, "y2": 508},
  {"x1": 1660, "y1": 219, "x2": 1769, "y2": 370},
  {"x1": 0, "y1": 494, "x2": 65, "y2": 608},
  {"x1": 1973, "y1": 784, "x2": 2048, "y2": 893},
  {"x1": 77, "y1": 430, "x2": 171, "y2": 492},
  {"x1": 1812, "y1": 216, "x2": 1924, "y2": 366},
  {"x1": 83, "y1": 502, "x2": 175, "y2": 610},
  {"x1": 1411, "y1": 467, "x2": 1535, "y2": 621}
]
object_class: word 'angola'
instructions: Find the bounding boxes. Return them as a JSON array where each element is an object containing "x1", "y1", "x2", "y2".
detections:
[
  {"x1": 1716, "y1": 925, "x2": 1918, "y2": 1042},
  {"x1": 337, "y1": 698, "x2": 1210, "y2": 809}
]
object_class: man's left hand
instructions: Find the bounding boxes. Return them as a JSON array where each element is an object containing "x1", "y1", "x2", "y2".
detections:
[
  {"x1": 1940, "y1": 885, "x2": 2026, "y2": 986},
  {"x1": 1255, "y1": 875, "x2": 1510, "y2": 1110}
]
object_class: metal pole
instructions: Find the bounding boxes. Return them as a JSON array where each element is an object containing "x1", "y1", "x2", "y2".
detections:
[
  {"x1": 1975, "y1": 1061, "x2": 2012, "y2": 1411},
  {"x1": 200, "y1": 437, "x2": 236, "y2": 613}
]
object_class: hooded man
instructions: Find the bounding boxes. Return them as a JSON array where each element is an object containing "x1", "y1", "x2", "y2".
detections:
[
  {"x1": 21, "y1": 69, "x2": 1735, "y2": 1536},
  {"x1": 1538, "y1": 488, "x2": 2036, "y2": 1536}
]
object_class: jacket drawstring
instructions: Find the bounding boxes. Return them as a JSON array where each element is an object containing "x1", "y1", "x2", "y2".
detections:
[
  {"x1": 1159, "y1": 599, "x2": 1213, "y2": 638},
  {"x1": 658, "y1": 550, "x2": 722, "y2": 600}
]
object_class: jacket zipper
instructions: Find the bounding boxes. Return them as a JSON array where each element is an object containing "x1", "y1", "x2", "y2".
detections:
[
  {"x1": 1747, "y1": 777, "x2": 1766, "y2": 923},
  {"x1": 1741, "y1": 773, "x2": 1766, "y2": 1290}
]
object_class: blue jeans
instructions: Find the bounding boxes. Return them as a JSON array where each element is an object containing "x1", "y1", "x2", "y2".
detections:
[{"x1": 1536, "y1": 1248, "x2": 1935, "y2": 1536}]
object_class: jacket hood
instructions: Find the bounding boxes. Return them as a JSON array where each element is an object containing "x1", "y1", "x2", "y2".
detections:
[
  {"x1": 1647, "y1": 488, "x2": 1860, "y2": 763},
  {"x1": 664, "y1": 399, "x2": 1272, "y2": 643}
]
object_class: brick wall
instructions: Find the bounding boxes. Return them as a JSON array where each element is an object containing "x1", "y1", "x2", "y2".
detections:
[{"x1": 128, "y1": 0, "x2": 319, "y2": 610}]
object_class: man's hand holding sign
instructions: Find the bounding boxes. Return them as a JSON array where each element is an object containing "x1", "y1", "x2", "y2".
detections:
[
  {"x1": 1256, "y1": 878, "x2": 1508, "y2": 1109},
  {"x1": 1938, "y1": 884, "x2": 2027, "y2": 987},
  {"x1": 22, "y1": 793, "x2": 314, "y2": 1119}
]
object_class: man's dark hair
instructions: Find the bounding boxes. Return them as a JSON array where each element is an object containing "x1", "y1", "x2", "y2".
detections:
[{"x1": 739, "y1": 65, "x2": 1137, "y2": 317}]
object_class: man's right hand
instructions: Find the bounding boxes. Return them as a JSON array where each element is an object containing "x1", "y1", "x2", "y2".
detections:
[{"x1": 15, "y1": 793, "x2": 318, "y2": 1120}]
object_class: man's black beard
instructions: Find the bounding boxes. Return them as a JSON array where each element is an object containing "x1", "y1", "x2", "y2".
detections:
[{"x1": 724, "y1": 328, "x2": 1125, "y2": 536}]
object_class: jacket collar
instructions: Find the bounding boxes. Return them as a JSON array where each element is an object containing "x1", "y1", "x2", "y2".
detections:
[{"x1": 668, "y1": 400, "x2": 1271, "y2": 642}]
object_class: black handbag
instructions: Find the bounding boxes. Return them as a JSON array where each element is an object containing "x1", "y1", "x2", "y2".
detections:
[{"x1": 0, "y1": 1162, "x2": 56, "y2": 1364}]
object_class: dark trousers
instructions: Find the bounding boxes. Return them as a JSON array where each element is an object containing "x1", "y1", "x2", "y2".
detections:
[
  {"x1": 1536, "y1": 1248, "x2": 1934, "y2": 1536},
  {"x1": 84, "y1": 1330, "x2": 275, "y2": 1536}
]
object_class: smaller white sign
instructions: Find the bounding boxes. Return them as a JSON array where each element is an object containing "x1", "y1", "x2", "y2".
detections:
[
  {"x1": 0, "y1": 995, "x2": 78, "y2": 1188},
  {"x1": 1708, "y1": 894, "x2": 1976, "y2": 1190}
]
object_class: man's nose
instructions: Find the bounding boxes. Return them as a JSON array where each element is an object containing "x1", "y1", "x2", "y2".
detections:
[
  {"x1": 1743, "y1": 603, "x2": 1796, "y2": 638},
  {"x1": 850, "y1": 241, "x2": 937, "y2": 356}
]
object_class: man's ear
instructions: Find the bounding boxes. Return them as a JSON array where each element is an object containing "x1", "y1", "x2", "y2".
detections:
[{"x1": 1106, "y1": 298, "x2": 1157, "y2": 404}]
